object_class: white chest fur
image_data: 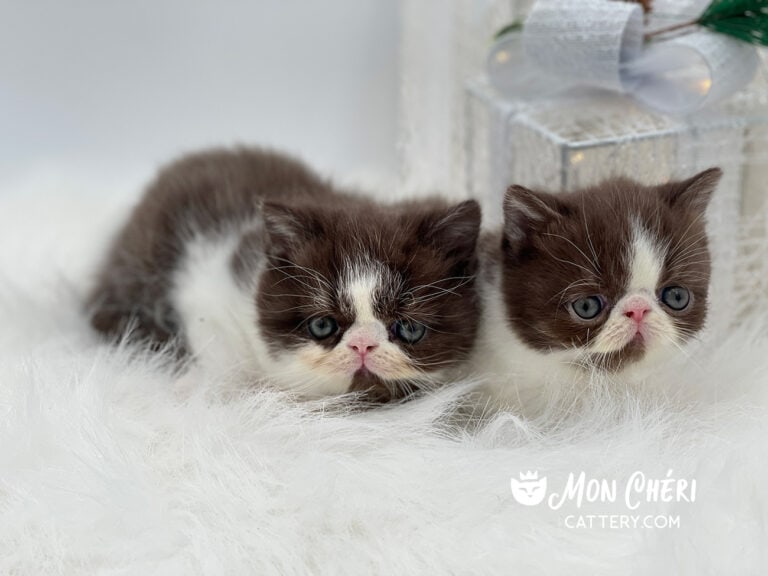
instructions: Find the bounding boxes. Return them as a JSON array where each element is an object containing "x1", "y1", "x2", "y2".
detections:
[
  {"x1": 170, "y1": 231, "x2": 268, "y2": 379},
  {"x1": 471, "y1": 275, "x2": 586, "y2": 413}
]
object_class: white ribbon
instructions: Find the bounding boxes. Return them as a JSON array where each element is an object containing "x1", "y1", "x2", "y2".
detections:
[
  {"x1": 623, "y1": 31, "x2": 759, "y2": 114},
  {"x1": 488, "y1": 0, "x2": 759, "y2": 115},
  {"x1": 524, "y1": 0, "x2": 644, "y2": 93}
]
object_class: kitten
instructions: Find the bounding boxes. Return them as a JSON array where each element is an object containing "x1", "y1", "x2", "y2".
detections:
[
  {"x1": 472, "y1": 168, "x2": 722, "y2": 409},
  {"x1": 88, "y1": 147, "x2": 482, "y2": 402}
]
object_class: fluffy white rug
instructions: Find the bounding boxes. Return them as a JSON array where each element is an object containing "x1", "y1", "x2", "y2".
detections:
[{"x1": 2, "y1": 190, "x2": 768, "y2": 575}]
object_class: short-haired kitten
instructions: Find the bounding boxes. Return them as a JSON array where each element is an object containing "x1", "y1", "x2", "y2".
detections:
[
  {"x1": 88, "y1": 147, "x2": 482, "y2": 402},
  {"x1": 473, "y1": 168, "x2": 722, "y2": 410}
]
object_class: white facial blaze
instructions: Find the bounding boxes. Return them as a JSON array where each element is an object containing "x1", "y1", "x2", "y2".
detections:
[
  {"x1": 627, "y1": 223, "x2": 664, "y2": 294},
  {"x1": 336, "y1": 265, "x2": 421, "y2": 380},
  {"x1": 588, "y1": 222, "x2": 678, "y2": 356},
  {"x1": 346, "y1": 270, "x2": 379, "y2": 325}
]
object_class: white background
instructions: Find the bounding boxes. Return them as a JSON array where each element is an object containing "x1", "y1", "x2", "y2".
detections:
[{"x1": 0, "y1": 1, "x2": 400, "y2": 199}]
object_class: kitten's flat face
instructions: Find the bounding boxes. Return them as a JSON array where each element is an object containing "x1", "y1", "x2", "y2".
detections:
[
  {"x1": 501, "y1": 169, "x2": 721, "y2": 372},
  {"x1": 256, "y1": 198, "x2": 481, "y2": 401}
]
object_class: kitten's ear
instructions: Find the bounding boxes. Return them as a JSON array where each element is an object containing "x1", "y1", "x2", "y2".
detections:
[
  {"x1": 503, "y1": 185, "x2": 562, "y2": 243},
  {"x1": 261, "y1": 202, "x2": 323, "y2": 256},
  {"x1": 659, "y1": 167, "x2": 722, "y2": 213},
  {"x1": 420, "y1": 199, "x2": 482, "y2": 260}
]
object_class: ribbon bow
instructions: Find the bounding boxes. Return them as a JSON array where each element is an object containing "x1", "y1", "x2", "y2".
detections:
[{"x1": 488, "y1": 0, "x2": 762, "y2": 114}]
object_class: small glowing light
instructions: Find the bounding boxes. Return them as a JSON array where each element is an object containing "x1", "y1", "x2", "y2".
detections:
[
  {"x1": 698, "y1": 78, "x2": 712, "y2": 95},
  {"x1": 495, "y1": 50, "x2": 510, "y2": 64},
  {"x1": 570, "y1": 152, "x2": 585, "y2": 164}
]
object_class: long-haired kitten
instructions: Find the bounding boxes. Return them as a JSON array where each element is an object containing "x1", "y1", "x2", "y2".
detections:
[
  {"x1": 88, "y1": 147, "x2": 482, "y2": 402},
  {"x1": 473, "y1": 168, "x2": 722, "y2": 410}
]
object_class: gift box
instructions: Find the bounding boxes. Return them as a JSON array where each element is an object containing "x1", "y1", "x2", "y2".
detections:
[{"x1": 464, "y1": 65, "x2": 768, "y2": 333}]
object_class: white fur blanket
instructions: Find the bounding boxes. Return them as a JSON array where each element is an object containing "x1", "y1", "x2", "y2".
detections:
[{"x1": 1, "y1": 191, "x2": 767, "y2": 575}]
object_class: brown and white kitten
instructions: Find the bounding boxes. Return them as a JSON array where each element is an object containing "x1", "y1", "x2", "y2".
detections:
[
  {"x1": 88, "y1": 147, "x2": 482, "y2": 402},
  {"x1": 473, "y1": 168, "x2": 722, "y2": 409}
]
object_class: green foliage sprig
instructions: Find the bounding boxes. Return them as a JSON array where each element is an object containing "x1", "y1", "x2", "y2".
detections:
[{"x1": 646, "y1": 0, "x2": 768, "y2": 45}]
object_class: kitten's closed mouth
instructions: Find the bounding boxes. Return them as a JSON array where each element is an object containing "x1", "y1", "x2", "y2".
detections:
[
  {"x1": 620, "y1": 332, "x2": 647, "y2": 354},
  {"x1": 591, "y1": 334, "x2": 648, "y2": 371},
  {"x1": 630, "y1": 332, "x2": 645, "y2": 345},
  {"x1": 350, "y1": 367, "x2": 401, "y2": 402},
  {"x1": 617, "y1": 332, "x2": 648, "y2": 360},
  {"x1": 352, "y1": 366, "x2": 381, "y2": 387}
]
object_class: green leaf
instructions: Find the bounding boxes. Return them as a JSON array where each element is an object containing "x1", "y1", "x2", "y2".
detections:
[
  {"x1": 698, "y1": 0, "x2": 768, "y2": 46},
  {"x1": 493, "y1": 21, "x2": 523, "y2": 41}
]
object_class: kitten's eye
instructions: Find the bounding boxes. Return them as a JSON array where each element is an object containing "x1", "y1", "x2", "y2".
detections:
[
  {"x1": 571, "y1": 296, "x2": 603, "y2": 320},
  {"x1": 307, "y1": 316, "x2": 339, "y2": 340},
  {"x1": 660, "y1": 286, "x2": 690, "y2": 311},
  {"x1": 393, "y1": 319, "x2": 427, "y2": 344}
]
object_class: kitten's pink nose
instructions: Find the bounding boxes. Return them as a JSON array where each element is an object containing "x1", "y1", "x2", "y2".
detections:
[
  {"x1": 348, "y1": 336, "x2": 379, "y2": 357},
  {"x1": 623, "y1": 296, "x2": 651, "y2": 322}
]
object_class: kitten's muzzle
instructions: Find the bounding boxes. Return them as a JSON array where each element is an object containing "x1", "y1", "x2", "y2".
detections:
[
  {"x1": 346, "y1": 327, "x2": 383, "y2": 368},
  {"x1": 623, "y1": 295, "x2": 652, "y2": 324}
]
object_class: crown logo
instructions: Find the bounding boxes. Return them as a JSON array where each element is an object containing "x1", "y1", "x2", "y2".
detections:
[{"x1": 520, "y1": 471, "x2": 539, "y2": 481}]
